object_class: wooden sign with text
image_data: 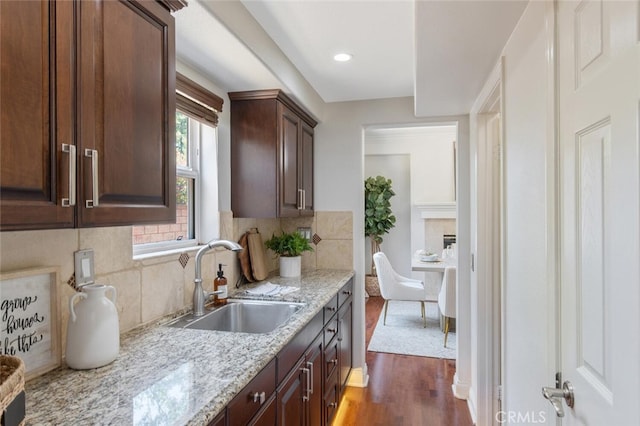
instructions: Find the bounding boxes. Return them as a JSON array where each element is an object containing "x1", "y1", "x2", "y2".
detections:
[{"x1": 1, "y1": 267, "x2": 60, "y2": 379}]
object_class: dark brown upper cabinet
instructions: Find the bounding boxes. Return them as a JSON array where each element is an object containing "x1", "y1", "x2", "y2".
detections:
[
  {"x1": 230, "y1": 90, "x2": 317, "y2": 218},
  {"x1": 0, "y1": 0, "x2": 176, "y2": 231}
]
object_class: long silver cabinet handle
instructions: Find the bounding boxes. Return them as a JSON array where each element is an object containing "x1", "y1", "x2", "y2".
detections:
[
  {"x1": 61, "y1": 144, "x2": 76, "y2": 207},
  {"x1": 306, "y1": 361, "x2": 314, "y2": 395},
  {"x1": 302, "y1": 189, "x2": 306, "y2": 210},
  {"x1": 301, "y1": 367, "x2": 310, "y2": 401},
  {"x1": 298, "y1": 189, "x2": 303, "y2": 210},
  {"x1": 85, "y1": 149, "x2": 99, "y2": 208}
]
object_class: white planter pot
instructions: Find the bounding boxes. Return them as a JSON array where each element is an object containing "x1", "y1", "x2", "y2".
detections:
[{"x1": 279, "y1": 256, "x2": 301, "y2": 278}]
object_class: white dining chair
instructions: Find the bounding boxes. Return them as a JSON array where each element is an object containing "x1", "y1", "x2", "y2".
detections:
[
  {"x1": 373, "y1": 252, "x2": 434, "y2": 328},
  {"x1": 438, "y1": 266, "x2": 456, "y2": 347}
]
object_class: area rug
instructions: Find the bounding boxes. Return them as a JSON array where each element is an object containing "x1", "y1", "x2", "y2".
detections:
[{"x1": 367, "y1": 300, "x2": 456, "y2": 359}]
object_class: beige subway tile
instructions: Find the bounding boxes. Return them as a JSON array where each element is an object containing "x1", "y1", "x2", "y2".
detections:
[
  {"x1": 301, "y1": 250, "x2": 317, "y2": 271},
  {"x1": 141, "y1": 261, "x2": 184, "y2": 323},
  {"x1": 316, "y1": 211, "x2": 353, "y2": 240},
  {"x1": 79, "y1": 226, "x2": 134, "y2": 275},
  {"x1": 234, "y1": 218, "x2": 257, "y2": 240},
  {"x1": 58, "y1": 282, "x2": 77, "y2": 357},
  {"x1": 219, "y1": 211, "x2": 234, "y2": 241},
  {"x1": 99, "y1": 270, "x2": 142, "y2": 333},
  {"x1": 316, "y1": 239, "x2": 353, "y2": 270},
  {"x1": 0, "y1": 229, "x2": 78, "y2": 282},
  {"x1": 255, "y1": 218, "x2": 281, "y2": 241},
  {"x1": 182, "y1": 254, "x2": 196, "y2": 307},
  {"x1": 280, "y1": 216, "x2": 314, "y2": 235}
]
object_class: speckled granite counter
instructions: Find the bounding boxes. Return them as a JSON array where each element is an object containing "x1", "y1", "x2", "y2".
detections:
[{"x1": 25, "y1": 269, "x2": 354, "y2": 426}]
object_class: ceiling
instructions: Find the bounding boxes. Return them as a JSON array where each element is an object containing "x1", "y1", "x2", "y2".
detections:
[{"x1": 175, "y1": 0, "x2": 528, "y2": 118}]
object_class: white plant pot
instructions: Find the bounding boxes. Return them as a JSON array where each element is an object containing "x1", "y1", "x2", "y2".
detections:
[{"x1": 279, "y1": 256, "x2": 301, "y2": 278}]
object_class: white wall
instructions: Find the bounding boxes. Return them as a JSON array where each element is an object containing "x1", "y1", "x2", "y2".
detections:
[
  {"x1": 469, "y1": 1, "x2": 556, "y2": 423},
  {"x1": 365, "y1": 126, "x2": 457, "y2": 202},
  {"x1": 314, "y1": 95, "x2": 469, "y2": 386}
]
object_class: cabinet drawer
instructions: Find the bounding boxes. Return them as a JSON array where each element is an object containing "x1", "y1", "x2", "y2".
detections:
[
  {"x1": 207, "y1": 409, "x2": 226, "y2": 426},
  {"x1": 248, "y1": 392, "x2": 276, "y2": 426},
  {"x1": 323, "y1": 316, "x2": 339, "y2": 347},
  {"x1": 323, "y1": 294, "x2": 338, "y2": 323},
  {"x1": 338, "y1": 279, "x2": 354, "y2": 307},
  {"x1": 323, "y1": 376, "x2": 339, "y2": 426},
  {"x1": 227, "y1": 358, "x2": 277, "y2": 426},
  {"x1": 324, "y1": 339, "x2": 339, "y2": 382}
]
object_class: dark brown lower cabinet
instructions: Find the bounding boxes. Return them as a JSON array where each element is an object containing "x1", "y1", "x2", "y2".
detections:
[
  {"x1": 276, "y1": 332, "x2": 323, "y2": 426},
  {"x1": 250, "y1": 393, "x2": 277, "y2": 426},
  {"x1": 213, "y1": 278, "x2": 354, "y2": 425},
  {"x1": 207, "y1": 410, "x2": 226, "y2": 426},
  {"x1": 277, "y1": 357, "x2": 307, "y2": 425},
  {"x1": 227, "y1": 359, "x2": 276, "y2": 425},
  {"x1": 305, "y1": 334, "x2": 324, "y2": 426},
  {"x1": 338, "y1": 299, "x2": 353, "y2": 390}
]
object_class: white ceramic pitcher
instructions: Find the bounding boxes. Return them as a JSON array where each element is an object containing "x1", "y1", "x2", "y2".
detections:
[{"x1": 66, "y1": 283, "x2": 120, "y2": 370}]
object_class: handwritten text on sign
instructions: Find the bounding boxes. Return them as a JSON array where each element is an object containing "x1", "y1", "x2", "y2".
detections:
[{"x1": 1, "y1": 270, "x2": 55, "y2": 375}]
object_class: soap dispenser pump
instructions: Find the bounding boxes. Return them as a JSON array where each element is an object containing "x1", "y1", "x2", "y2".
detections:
[{"x1": 214, "y1": 264, "x2": 228, "y2": 306}]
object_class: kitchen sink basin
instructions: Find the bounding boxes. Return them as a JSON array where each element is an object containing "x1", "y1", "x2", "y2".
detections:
[{"x1": 167, "y1": 299, "x2": 305, "y2": 334}]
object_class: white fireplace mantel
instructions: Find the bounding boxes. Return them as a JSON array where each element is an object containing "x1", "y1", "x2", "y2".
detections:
[{"x1": 415, "y1": 202, "x2": 456, "y2": 219}]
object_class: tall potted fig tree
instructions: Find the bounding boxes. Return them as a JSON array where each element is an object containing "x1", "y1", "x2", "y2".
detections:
[{"x1": 364, "y1": 176, "x2": 396, "y2": 295}]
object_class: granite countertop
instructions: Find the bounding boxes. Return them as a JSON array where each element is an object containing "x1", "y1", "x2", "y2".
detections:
[{"x1": 25, "y1": 269, "x2": 354, "y2": 426}]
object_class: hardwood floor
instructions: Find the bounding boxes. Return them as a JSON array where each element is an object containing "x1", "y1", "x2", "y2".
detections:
[{"x1": 333, "y1": 296, "x2": 473, "y2": 426}]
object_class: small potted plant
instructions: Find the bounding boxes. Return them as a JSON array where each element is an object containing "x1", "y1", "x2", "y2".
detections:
[{"x1": 265, "y1": 231, "x2": 314, "y2": 277}]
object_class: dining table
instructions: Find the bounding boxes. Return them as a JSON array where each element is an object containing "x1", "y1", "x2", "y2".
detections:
[{"x1": 411, "y1": 256, "x2": 457, "y2": 273}]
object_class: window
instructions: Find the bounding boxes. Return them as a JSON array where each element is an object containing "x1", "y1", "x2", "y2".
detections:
[{"x1": 133, "y1": 74, "x2": 223, "y2": 256}]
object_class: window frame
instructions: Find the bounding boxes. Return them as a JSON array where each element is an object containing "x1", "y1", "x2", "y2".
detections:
[
  {"x1": 132, "y1": 114, "x2": 201, "y2": 256},
  {"x1": 132, "y1": 73, "x2": 222, "y2": 258}
]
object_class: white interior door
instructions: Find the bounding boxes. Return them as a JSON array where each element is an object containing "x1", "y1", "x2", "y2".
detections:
[{"x1": 555, "y1": 0, "x2": 640, "y2": 423}]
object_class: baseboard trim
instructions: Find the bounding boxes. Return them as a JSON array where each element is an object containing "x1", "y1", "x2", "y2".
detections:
[
  {"x1": 346, "y1": 364, "x2": 369, "y2": 388},
  {"x1": 466, "y1": 387, "x2": 478, "y2": 425},
  {"x1": 452, "y1": 372, "x2": 470, "y2": 399}
]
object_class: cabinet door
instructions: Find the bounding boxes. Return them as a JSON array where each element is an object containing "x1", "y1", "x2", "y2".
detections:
[
  {"x1": 278, "y1": 103, "x2": 301, "y2": 217},
  {"x1": 299, "y1": 122, "x2": 314, "y2": 216},
  {"x1": 249, "y1": 393, "x2": 276, "y2": 426},
  {"x1": 207, "y1": 410, "x2": 226, "y2": 426},
  {"x1": 77, "y1": 0, "x2": 175, "y2": 227},
  {"x1": 0, "y1": 0, "x2": 75, "y2": 230},
  {"x1": 305, "y1": 334, "x2": 323, "y2": 426},
  {"x1": 277, "y1": 358, "x2": 306, "y2": 426},
  {"x1": 228, "y1": 359, "x2": 277, "y2": 426},
  {"x1": 338, "y1": 299, "x2": 353, "y2": 390}
]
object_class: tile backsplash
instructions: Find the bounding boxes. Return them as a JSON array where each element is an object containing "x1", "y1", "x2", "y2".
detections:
[{"x1": 0, "y1": 211, "x2": 353, "y2": 356}]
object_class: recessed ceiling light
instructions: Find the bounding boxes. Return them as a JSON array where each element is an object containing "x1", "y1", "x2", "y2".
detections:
[{"x1": 333, "y1": 53, "x2": 352, "y2": 62}]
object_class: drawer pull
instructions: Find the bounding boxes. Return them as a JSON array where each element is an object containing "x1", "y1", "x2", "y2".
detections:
[
  {"x1": 329, "y1": 402, "x2": 338, "y2": 408},
  {"x1": 252, "y1": 391, "x2": 266, "y2": 404},
  {"x1": 342, "y1": 290, "x2": 352, "y2": 296},
  {"x1": 327, "y1": 328, "x2": 337, "y2": 334},
  {"x1": 329, "y1": 359, "x2": 338, "y2": 365},
  {"x1": 326, "y1": 306, "x2": 337, "y2": 312}
]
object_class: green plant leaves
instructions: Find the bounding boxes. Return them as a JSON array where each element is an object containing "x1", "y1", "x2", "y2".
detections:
[
  {"x1": 364, "y1": 175, "x2": 396, "y2": 245},
  {"x1": 264, "y1": 232, "x2": 314, "y2": 257}
]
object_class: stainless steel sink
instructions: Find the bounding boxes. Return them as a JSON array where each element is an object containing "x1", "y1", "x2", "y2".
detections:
[{"x1": 167, "y1": 299, "x2": 305, "y2": 333}]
